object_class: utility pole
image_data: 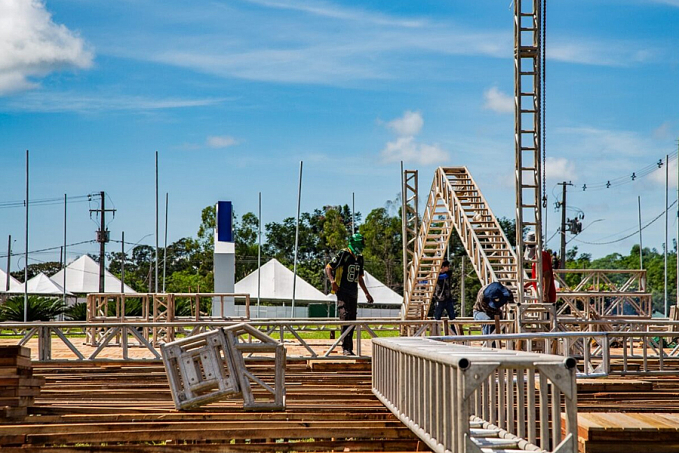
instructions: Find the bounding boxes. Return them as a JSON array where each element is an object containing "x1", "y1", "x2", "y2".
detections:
[
  {"x1": 6, "y1": 235, "x2": 11, "y2": 292},
  {"x1": 90, "y1": 191, "x2": 116, "y2": 293},
  {"x1": 121, "y1": 231, "x2": 125, "y2": 293},
  {"x1": 665, "y1": 154, "x2": 669, "y2": 317},
  {"x1": 557, "y1": 181, "x2": 573, "y2": 266}
]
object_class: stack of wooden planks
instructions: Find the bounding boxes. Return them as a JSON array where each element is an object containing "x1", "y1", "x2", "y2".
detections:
[
  {"x1": 577, "y1": 375, "x2": 679, "y2": 412},
  {"x1": 0, "y1": 359, "x2": 422, "y2": 452},
  {"x1": 0, "y1": 346, "x2": 45, "y2": 420},
  {"x1": 576, "y1": 412, "x2": 679, "y2": 453}
]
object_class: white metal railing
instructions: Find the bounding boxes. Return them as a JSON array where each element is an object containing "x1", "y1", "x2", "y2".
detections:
[
  {"x1": 372, "y1": 337, "x2": 578, "y2": 453},
  {"x1": 435, "y1": 329, "x2": 679, "y2": 377},
  {"x1": 2, "y1": 319, "x2": 449, "y2": 362}
]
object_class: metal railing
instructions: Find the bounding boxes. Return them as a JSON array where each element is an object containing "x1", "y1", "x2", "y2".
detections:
[
  {"x1": 2, "y1": 319, "x2": 451, "y2": 362},
  {"x1": 372, "y1": 337, "x2": 578, "y2": 453},
  {"x1": 436, "y1": 328, "x2": 679, "y2": 377}
]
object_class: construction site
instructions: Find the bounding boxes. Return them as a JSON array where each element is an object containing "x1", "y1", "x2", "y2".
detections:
[{"x1": 1, "y1": 1, "x2": 679, "y2": 453}]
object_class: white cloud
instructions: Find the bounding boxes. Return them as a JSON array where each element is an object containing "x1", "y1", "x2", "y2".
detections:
[
  {"x1": 649, "y1": 158, "x2": 677, "y2": 189},
  {"x1": 379, "y1": 110, "x2": 449, "y2": 165},
  {"x1": 483, "y1": 87, "x2": 513, "y2": 114},
  {"x1": 545, "y1": 157, "x2": 577, "y2": 182},
  {"x1": 243, "y1": 0, "x2": 426, "y2": 28},
  {"x1": 4, "y1": 91, "x2": 227, "y2": 112},
  {"x1": 380, "y1": 136, "x2": 448, "y2": 165},
  {"x1": 653, "y1": 121, "x2": 674, "y2": 140},
  {"x1": 548, "y1": 39, "x2": 656, "y2": 66},
  {"x1": 386, "y1": 110, "x2": 423, "y2": 136},
  {"x1": 207, "y1": 135, "x2": 239, "y2": 148},
  {"x1": 0, "y1": 0, "x2": 93, "y2": 94},
  {"x1": 554, "y1": 126, "x2": 653, "y2": 159},
  {"x1": 650, "y1": 0, "x2": 679, "y2": 6}
]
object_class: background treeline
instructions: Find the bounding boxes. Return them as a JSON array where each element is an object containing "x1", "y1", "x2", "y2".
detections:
[{"x1": 11, "y1": 202, "x2": 678, "y2": 315}]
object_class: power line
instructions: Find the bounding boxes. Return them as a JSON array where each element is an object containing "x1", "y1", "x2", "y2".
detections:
[
  {"x1": 578, "y1": 151, "x2": 677, "y2": 192},
  {"x1": 572, "y1": 199, "x2": 678, "y2": 245},
  {"x1": 0, "y1": 240, "x2": 97, "y2": 259},
  {"x1": 0, "y1": 193, "x2": 94, "y2": 209}
]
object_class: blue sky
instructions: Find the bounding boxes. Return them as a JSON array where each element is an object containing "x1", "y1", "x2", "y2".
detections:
[{"x1": 0, "y1": 0, "x2": 678, "y2": 272}]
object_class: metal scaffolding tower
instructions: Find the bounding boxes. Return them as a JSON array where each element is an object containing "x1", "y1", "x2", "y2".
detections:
[{"x1": 514, "y1": 0, "x2": 544, "y2": 304}]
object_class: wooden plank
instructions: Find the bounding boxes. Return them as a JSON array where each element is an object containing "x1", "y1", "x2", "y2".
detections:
[
  {"x1": 0, "y1": 346, "x2": 31, "y2": 358},
  {"x1": 25, "y1": 426, "x2": 417, "y2": 444},
  {"x1": 0, "y1": 356, "x2": 32, "y2": 367},
  {"x1": 578, "y1": 379, "x2": 654, "y2": 393},
  {"x1": 0, "y1": 377, "x2": 45, "y2": 386},
  {"x1": 1, "y1": 439, "x2": 422, "y2": 453}
]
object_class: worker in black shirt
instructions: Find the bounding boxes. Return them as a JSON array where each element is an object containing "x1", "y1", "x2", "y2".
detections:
[
  {"x1": 432, "y1": 260, "x2": 457, "y2": 320},
  {"x1": 325, "y1": 233, "x2": 374, "y2": 355}
]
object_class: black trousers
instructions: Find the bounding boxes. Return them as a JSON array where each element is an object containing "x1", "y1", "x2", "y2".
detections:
[{"x1": 337, "y1": 292, "x2": 358, "y2": 352}]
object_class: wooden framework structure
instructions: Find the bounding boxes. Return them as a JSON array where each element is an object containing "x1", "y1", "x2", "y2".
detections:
[
  {"x1": 513, "y1": 0, "x2": 544, "y2": 305},
  {"x1": 554, "y1": 269, "x2": 652, "y2": 318},
  {"x1": 86, "y1": 292, "x2": 250, "y2": 346},
  {"x1": 401, "y1": 167, "x2": 519, "y2": 320},
  {"x1": 401, "y1": 169, "x2": 419, "y2": 290}
]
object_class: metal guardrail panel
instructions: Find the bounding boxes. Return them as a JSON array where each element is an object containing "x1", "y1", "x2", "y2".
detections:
[{"x1": 372, "y1": 337, "x2": 578, "y2": 453}]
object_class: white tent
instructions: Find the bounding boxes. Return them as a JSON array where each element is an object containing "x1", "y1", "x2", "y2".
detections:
[
  {"x1": 324, "y1": 270, "x2": 402, "y2": 305},
  {"x1": 356, "y1": 271, "x2": 402, "y2": 305},
  {"x1": 9, "y1": 272, "x2": 72, "y2": 296},
  {"x1": 51, "y1": 255, "x2": 137, "y2": 294},
  {"x1": 0, "y1": 269, "x2": 22, "y2": 293},
  {"x1": 235, "y1": 258, "x2": 329, "y2": 302}
]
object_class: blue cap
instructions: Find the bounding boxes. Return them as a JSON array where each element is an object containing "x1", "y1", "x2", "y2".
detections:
[{"x1": 484, "y1": 282, "x2": 512, "y2": 309}]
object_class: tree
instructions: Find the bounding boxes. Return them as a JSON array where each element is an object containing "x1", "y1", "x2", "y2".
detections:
[
  {"x1": 10, "y1": 261, "x2": 62, "y2": 281},
  {"x1": 234, "y1": 212, "x2": 261, "y2": 281},
  {"x1": 360, "y1": 207, "x2": 403, "y2": 292},
  {"x1": 322, "y1": 209, "x2": 349, "y2": 252}
]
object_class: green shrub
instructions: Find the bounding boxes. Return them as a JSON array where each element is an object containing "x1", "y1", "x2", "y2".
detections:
[
  {"x1": 0, "y1": 296, "x2": 67, "y2": 322},
  {"x1": 64, "y1": 302, "x2": 87, "y2": 321}
]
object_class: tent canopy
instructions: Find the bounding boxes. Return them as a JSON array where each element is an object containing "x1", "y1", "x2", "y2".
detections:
[
  {"x1": 51, "y1": 255, "x2": 137, "y2": 295},
  {"x1": 325, "y1": 270, "x2": 403, "y2": 305},
  {"x1": 0, "y1": 269, "x2": 22, "y2": 293},
  {"x1": 235, "y1": 258, "x2": 329, "y2": 302},
  {"x1": 9, "y1": 273, "x2": 72, "y2": 296}
]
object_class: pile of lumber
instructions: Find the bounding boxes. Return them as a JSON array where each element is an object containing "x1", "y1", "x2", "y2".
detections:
[
  {"x1": 0, "y1": 360, "x2": 421, "y2": 451},
  {"x1": 0, "y1": 346, "x2": 44, "y2": 420}
]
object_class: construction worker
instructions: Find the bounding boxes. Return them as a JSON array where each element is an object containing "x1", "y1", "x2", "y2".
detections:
[
  {"x1": 325, "y1": 233, "x2": 374, "y2": 356},
  {"x1": 473, "y1": 282, "x2": 513, "y2": 335},
  {"x1": 432, "y1": 260, "x2": 457, "y2": 321},
  {"x1": 524, "y1": 231, "x2": 557, "y2": 303}
]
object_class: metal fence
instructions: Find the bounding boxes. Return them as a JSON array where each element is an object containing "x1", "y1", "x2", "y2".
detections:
[
  {"x1": 435, "y1": 328, "x2": 679, "y2": 377},
  {"x1": 372, "y1": 337, "x2": 578, "y2": 453},
  {"x1": 2, "y1": 319, "x2": 450, "y2": 361}
]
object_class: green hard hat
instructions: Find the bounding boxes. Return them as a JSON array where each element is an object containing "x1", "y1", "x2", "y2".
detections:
[{"x1": 349, "y1": 233, "x2": 364, "y2": 254}]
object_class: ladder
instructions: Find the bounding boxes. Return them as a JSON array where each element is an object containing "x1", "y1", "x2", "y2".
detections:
[
  {"x1": 514, "y1": 0, "x2": 544, "y2": 304},
  {"x1": 401, "y1": 167, "x2": 520, "y2": 320}
]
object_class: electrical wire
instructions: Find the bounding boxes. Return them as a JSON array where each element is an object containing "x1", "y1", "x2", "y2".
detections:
[
  {"x1": 0, "y1": 194, "x2": 94, "y2": 209},
  {"x1": 0, "y1": 240, "x2": 97, "y2": 259},
  {"x1": 579, "y1": 152, "x2": 677, "y2": 192},
  {"x1": 572, "y1": 199, "x2": 678, "y2": 245}
]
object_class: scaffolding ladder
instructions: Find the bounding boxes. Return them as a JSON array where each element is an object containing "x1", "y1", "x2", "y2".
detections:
[{"x1": 401, "y1": 167, "x2": 519, "y2": 320}]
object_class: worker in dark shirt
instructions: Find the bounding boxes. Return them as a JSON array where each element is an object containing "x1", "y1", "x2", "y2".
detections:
[
  {"x1": 432, "y1": 260, "x2": 457, "y2": 320},
  {"x1": 473, "y1": 282, "x2": 513, "y2": 335},
  {"x1": 325, "y1": 233, "x2": 373, "y2": 356}
]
